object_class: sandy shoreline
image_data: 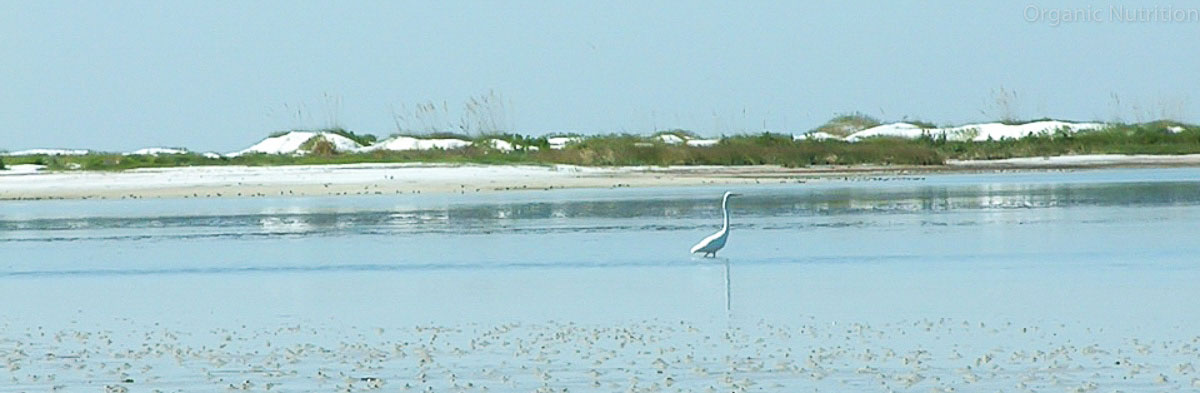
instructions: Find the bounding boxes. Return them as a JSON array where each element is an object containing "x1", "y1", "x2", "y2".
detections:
[
  {"x1": 0, "y1": 163, "x2": 767, "y2": 200},
  {"x1": 0, "y1": 163, "x2": 910, "y2": 201},
  {"x1": 3, "y1": 154, "x2": 1199, "y2": 200}
]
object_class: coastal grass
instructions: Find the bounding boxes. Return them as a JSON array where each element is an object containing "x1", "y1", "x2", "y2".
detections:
[
  {"x1": 540, "y1": 133, "x2": 941, "y2": 166},
  {"x1": 8, "y1": 121, "x2": 1199, "y2": 171}
]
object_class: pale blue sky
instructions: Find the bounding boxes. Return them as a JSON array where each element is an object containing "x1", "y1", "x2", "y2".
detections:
[{"x1": 2, "y1": 1, "x2": 1198, "y2": 152}]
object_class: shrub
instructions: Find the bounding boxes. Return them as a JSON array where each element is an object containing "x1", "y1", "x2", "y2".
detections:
[
  {"x1": 809, "y1": 112, "x2": 882, "y2": 137},
  {"x1": 323, "y1": 128, "x2": 377, "y2": 146},
  {"x1": 651, "y1": 129, "x2": 701, "y2": 139},
  {"x1": 308, "y1": 137, "x2": 336, "y2": 156}
]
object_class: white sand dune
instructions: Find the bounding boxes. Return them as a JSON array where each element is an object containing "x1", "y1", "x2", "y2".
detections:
[
  {"x1": 949, "y1": 120, "x2": 1106, "y2": 141},
  {"x1": 686, "y1": 138, "x2": 720, "y2": 147},
  {"x1": 846, "y1": 120, "x2": 1108, "y2": 142},
  {"x1": 355, "y1": 136, "x2": 472, "y2": 152},
  {"x1": 656, "y1": 134, "x2": 686, "y2": 144},
  {"x1": 484, "y1": 138, "x2": 516, "y2": 151},
  {"x1": 798, "y1": 120, "x2": 1109, "y2": 142},
  {"x1": 124, "y1": 147, "x2": 188, "y2": 156},
  {"x1": 843, "y1": 122, "x2": 929, "y2": 141},
  {"x1": 949, "y1": 153, "x2": 1200, "y2": 167},
  {"x1": 357, "y1": 136, "x2": 537, "y2": 152},
  {"x1": 0, "y1": 164, "x2": 47, "y2": 175},
  {"x1": 2, "y1": 148, "x2": 90, "y2": 156},
  {"x1": 229, "y1": 131, "x2": 362, "y2": 156},
  {"x1": 796, "y1": 131, "x2": 842, "y2": 141},
  {"x1": 655, "y1": 133, "x2": 722, "y2": 146},
  {"x1": 547, "y1": 136, "x2": 582, "y2": 149}
]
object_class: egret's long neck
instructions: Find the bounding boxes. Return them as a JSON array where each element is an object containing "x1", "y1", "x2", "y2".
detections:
[{"x1": 721, "y1": 195, "x2": 730, "y2": 230}]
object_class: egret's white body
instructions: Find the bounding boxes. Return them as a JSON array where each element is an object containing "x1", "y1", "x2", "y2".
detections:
[{"x1": 691, "y1": 191, "x2": 739, "y2": 257}]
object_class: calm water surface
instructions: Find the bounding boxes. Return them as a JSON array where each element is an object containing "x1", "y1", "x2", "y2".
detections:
[{"x1": 1, "y1": 167, "x2": 1198, "y2": 328}]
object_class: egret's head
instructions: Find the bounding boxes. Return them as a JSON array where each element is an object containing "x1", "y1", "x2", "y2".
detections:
[{"x1": 723, "y1": 191, "x2": 742, "y2": 198}]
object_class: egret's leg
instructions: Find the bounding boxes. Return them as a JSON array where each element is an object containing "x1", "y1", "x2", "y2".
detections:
[{"x1": 724, "y1": 258, "x2": 731, "y2": 313}]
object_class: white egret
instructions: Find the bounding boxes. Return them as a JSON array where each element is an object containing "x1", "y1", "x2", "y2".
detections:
[{"x1": 690, "y1": 191, "x2": 741, "y2": 257}]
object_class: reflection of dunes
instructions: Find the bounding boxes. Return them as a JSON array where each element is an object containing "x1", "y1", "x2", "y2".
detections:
[
  {"x1": 978, "y1": 194, "x2": 1042, "y2": 209},
  {"x1": 387, "y1": 211, "x2": 449, "y2": 225},
  {"x1": 388, "y1": 212, "x2": 416, "y2": 220},
  {"x1": 419, "y1": 212, "x2": 449, "y2": 221},
  {"x1": 2, "y1": 180, "x2": 1199, "y2": 243},
  {"x1": 257, "y1": 217, "x2": 312, "y2": 233}
]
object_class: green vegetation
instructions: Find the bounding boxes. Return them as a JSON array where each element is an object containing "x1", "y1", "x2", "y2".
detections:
[
  {"x1": 324, "y1": 128, "x2": 377, "y2": 146},
  {"x1": 0, "y1": 157, "x2": 5, "y2": 170},
  {"x1": 7, "y1": 120, "x2": 1199, "y2": 171},
  {"x1": 2, "y1": 155, "x2": 47, "y2": 167},
  {"x1": 808, "y1": 112, "x2": 882, "y2": 137},
  {"x1": 302, "y1": 136, "x2": 336, "y2": 157}
]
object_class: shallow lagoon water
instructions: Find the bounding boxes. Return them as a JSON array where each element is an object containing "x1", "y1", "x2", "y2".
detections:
[{"x1": 1, "y1": 168, "x2": 1199, "y2": 392}]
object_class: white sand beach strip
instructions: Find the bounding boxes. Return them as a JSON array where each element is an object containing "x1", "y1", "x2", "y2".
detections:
[
  {"x1": 4, "y1": 155, "x2": 1200, "y2": 200},
  {"x1": 948, "y1": 153, "x2": 1200, "y2": 168},
  {"x1": 0, "y1": 163, "x2": 771, "y2": 200}
]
